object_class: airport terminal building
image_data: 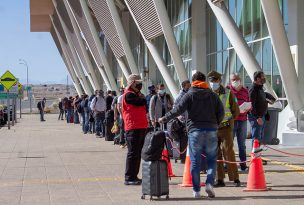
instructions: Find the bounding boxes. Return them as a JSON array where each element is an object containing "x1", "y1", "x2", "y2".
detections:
[{"x1": 30, "y1": 0, "x2": 304, "y2": 145}]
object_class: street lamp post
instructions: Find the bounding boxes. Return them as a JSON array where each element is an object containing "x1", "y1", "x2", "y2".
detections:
[{"x1": 19, "y1": 59, "x2": 31, "y2": 113}]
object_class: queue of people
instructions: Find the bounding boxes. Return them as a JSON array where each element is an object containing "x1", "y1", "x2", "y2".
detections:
[{"x1": 55, "y1": 70, "x2": 273, "y2": 199}]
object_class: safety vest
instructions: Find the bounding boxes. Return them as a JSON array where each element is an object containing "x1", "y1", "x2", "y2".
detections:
[{"x1": 219, "y1": 89, "x2": 233, "y2": 123}]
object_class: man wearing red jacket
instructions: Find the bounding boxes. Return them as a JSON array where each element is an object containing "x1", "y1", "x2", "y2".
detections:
[{"x1": 122, "y1": 74, "x2": 148, "y2": 185}]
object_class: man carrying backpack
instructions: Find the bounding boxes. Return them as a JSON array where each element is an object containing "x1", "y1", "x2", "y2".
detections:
[{"x1": 37, "y1": 98, "x2": 46, "y2": 122}]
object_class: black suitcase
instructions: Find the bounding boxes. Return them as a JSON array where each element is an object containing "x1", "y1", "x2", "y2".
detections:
[{"x1": 141, "y1": 160, "x2": 169, "y2": 200}]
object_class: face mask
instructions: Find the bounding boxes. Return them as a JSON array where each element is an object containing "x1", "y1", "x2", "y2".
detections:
[
  {"x1": 135, "y1": 83, "x2": 143, "y2": 91},
  {"x1": 158, "y1": 90, "x2": 166, "y2": 95},
  {"x1": 232, "y1": 80, "x2": 241, "y2": 88},
  {"x1": 209, "y1": 82, "x2": 220, "y2": 91}
]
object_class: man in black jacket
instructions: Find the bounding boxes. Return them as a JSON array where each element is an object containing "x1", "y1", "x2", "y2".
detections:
[
  {"x1": 249, "y1": 71, "x2": 268, "y2": 147},
  {"x1": 159, "y1": 71, "x2": 224, "y2": 198}
]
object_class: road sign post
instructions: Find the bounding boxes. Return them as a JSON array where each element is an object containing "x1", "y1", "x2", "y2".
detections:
[{"x1": 7, "y1": 90, "x2": 10, "y2": 130}]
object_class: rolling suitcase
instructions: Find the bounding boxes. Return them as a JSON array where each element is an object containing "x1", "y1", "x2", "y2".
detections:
[{"x1": 141, "y1": 160, "x2": 169, "y2": 200}]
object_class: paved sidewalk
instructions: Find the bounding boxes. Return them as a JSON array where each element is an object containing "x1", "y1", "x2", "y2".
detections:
[{"x1": 0, "y1": 114, "x2": 303, "y2": 205}]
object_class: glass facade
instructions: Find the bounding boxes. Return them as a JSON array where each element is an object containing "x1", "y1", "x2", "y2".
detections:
[{"x1": 206, "y1": 0, "x2": 287, "y2": 97}]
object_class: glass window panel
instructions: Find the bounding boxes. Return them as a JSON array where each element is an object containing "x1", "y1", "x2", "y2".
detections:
[
  {"x1": 223, "y1": 32, "x2": 229, "y2": 49},
  {"x1": 216, "y1": 52, "x2": 223, "y2": 73},
  {"x1": 252, "y1": 0, "x2": 261, "y2": 40},
  {"x1": 229, "y1": 0, "x2": 236, "y2": 21},
  {"x1": 251, "y1": 41, "x2": 262, "y2": 66},
  {"x1": 262, "y1": 39, "x2": 271, "y2": 78},
  {"x1": 229, "y1": 49, "x2": 237, "y2": 73},
  {"x1": 210, "y1": 54, "x2": 216, "y2": 71},
  {"x1": 261, "y1": 8, "x2": 269, "y2": 37},
  {"x1": 209, "y1": 11, "x2": 217, "y2": 53},
  {"x1": 244, "y1": 69, "x2": 252, "y2": 89},
  {"x1": 242, "y1": 0, "x2": 252, "y2": 41},
  {"x1": 189, "y1": 0, "x2": 192, "y2": 18},
  {"x1": 223, "y1": 50, "x2": 229, "y2": 76},
  {"x1": 216, "y1": 20, "x2": 223, "y2": 51},
  {"x1": 236, "y1": 0, "x2": 243, "y2": 31}
]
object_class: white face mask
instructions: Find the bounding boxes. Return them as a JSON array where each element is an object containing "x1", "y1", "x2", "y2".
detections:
[
  {"x1": 158, "y1": 90, "x2": 165, "y2": 95},
  {"x1": 209, "y1": 82, "x2": 220, "y2": 91},
  {"x1": 232, "y1": 80, "x2": 241, "y2": 88}
]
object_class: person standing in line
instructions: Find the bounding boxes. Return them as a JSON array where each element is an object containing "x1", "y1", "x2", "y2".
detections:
[
  {"x1": 116, "y1": 88, "x2": 126, "y2": 148},
  {"x1": 73, "y1": 95, "x2": 81, "y2": 124},
  {"x1": 207, "y1": 71, "x2": 241, "y2": 187},
  {"x1": 122, "y1": 74, "x2": 148, "y2": 185},
  {"x1": 159, "y1": 71, "x2": 224, "y2": 198},
  {"x1": 88, "y1": 90, "x2": 98, "y2": 134},
  {"x1": 58, "y1": 98, "x2": 64, "y2": 120},
  {"x1": 80, "y1": 94, "x2": 89, "y2": 134},
  {"x1": 149, "y1": 84, "x2": 173, "y2": 129},
  {"x1": 174, "y1": 80, "x2": 191, "y2": 123},
  {"x1": 90, "y1": 90, "x2": 106, "y2": 137},
  {"x1": 229, "y1": 73, "x2": 250, "y2": 171},
  {"x1": 66, "y1": 97, "x2": 73, "y2": 123}
]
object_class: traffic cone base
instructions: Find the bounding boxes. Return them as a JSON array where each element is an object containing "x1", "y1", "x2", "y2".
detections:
[{"x1": 243, "y1": 139, "x2": 270, "y2": 192}]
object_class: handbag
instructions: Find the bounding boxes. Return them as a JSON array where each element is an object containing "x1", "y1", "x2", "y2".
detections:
[{"x1": 111, "y1": 120, "x2": 119, "y2": 134}]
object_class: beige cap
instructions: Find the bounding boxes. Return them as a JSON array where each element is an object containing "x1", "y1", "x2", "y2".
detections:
[{"x1": 127, "y1": 74, "x2": 143, "y2": 84}]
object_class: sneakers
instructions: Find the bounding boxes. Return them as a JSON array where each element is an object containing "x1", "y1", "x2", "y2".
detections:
[
  {"x1": 214, "y1": 180, "x2": 225, "y2": 187},
  {"x1": 192, "y1": 191, "x2": 201, "y2": 198},
  {"x1": 124, "y1": 178, "x2": 142, "y2": 186},
  {"x1": 205, "y1": 184, "x2": 215, "y2": 198},
  {"x1": 234, "y1": 179, "x2": 241, "y2": 187}
]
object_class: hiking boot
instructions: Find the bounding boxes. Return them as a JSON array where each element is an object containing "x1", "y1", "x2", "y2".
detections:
[
  {"x1": 192, "y1": 191, "x2": 201, "y2": 198},
  {"x1": 214, "y1": 180, "x2": 225, "y2": 187},
  {"x1": 205, "y1": 184, "x2": 215, "y2": 198},
  {"x1": 234, "y1": 179, "x2": 241, "y2": 187}
]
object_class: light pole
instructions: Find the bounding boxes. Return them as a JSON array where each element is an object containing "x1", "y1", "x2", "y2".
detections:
[{"x1": 19, "y1": 59, "x2": 31, "y2": 113}]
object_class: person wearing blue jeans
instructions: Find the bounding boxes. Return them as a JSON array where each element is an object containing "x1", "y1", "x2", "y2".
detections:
[
  {"x1": 233, "y1": 120, "x2": 248, "y2": 170},
  {"x1": 188, "y1": 129, "x2": 218, "y2": 192},
  {"x1": 94, "y1": 112, "x2": 105, "y2": 137},
  {"x1": 159, "y1": 71, "x2": 224, "y2": 198},
  {"x1": 90, "y1": 90, "x2": 106, "y2": 137},
  {"x1": 248, "y1": 114, "x2": 265, "y2": 143}
]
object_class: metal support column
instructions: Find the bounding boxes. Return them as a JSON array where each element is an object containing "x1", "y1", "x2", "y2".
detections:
[
  {"x1": 124, "y1": 2, "x2": 179, "y2": 97},
  {"x1": 206, "y1": 0, "x2": 277, "y2": 98},
  {"x1": 106, "y1": 0, "x2": 139, "y2": 75},
  {"x1": 78, "y1": 0, "x2": 119, "y2": 91},
  {"x1": 261, "y1": 0, "x2": 304, "y2": 112},
  {"x1": 64, "y1": 0, "x2": 101, "y2": 91},
  {"x1": 154, "y1": 0, "x2": 188, "y2": 82}
]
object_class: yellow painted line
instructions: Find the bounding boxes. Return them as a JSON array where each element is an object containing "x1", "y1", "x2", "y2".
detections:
[
  {"x1": 262, "y1": 157, "x2": 304, "y2": 175},
  {"x1": 0, "y1": 177, "x2": 123, "y2": 187}
]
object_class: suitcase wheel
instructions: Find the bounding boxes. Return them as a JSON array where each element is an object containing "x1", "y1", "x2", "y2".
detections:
[
  {"x1": 166, "y1": 195, "x2": 169, "y2": 200},
  {"x1": 141, "y1": 195, "x2": 145, "y2": 200}
]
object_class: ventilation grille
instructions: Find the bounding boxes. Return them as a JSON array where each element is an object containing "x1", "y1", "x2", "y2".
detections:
[
  {"x1": 88, "y1": 0, "x2": 125, "y2": 59},
  {"x1": 68, "y1": 0, "x2": 103, "y2": 67},
  {"x1": 125, "y1": 0, "x2": 163, "y2": 40}
]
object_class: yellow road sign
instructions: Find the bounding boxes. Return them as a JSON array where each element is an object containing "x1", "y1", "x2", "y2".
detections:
[
  {"x1": 0, "y1": 71, "x2": 17, "y2": 90},
  {"x1": 18, "y1": 82, "x2": 23, "y2": 91}
]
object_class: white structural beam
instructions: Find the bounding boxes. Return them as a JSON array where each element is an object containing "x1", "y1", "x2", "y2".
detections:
[
  {"x1": 261, "y1": 0, "x2": 304, "y2": 113},
  {"x1": 78, "y1": 0, "x2": 119, "y2": 92},
  {"x1": 124, "y1": 2, "x2": 179, "y2": 97},
  {"x1": 106, "y1": 0, "x2": 139, "y2": 75},
  {"x1": 64, "y1": 0, "x2": 101, "y2": 91},
  {"x1": 206, "y1": 0, "x2": 277, "y2": 98},
  {"x1": 67, "y1": 0, "x2": 118, "y2": 91},
  {"x1": 154, "y1": 0, "x2": 188, "y2": 83},
  {"x1": 50, "y1": 15, "x2": 89, "y2": 95},
  {"x1": 52, "y1": 0, "x2": 92, "y2": 95},
  {"x1": 63, "y1": 57, "x2": 83, "y2": 95}
]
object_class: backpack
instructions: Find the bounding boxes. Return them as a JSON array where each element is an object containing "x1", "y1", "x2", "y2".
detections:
[
  {"x1": 37, "y1": 101, "x2": 42, "y2": 110},
  {"x1": 167, "y1": 118, "x2": 185, "y2": 141},
  {"x1": 141, "y1": 129, "x2": 166, "y2": 161}
]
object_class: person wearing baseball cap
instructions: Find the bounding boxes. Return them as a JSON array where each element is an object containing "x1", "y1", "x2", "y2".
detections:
[
  {"x1": 122, "y1": 74, "x2": 148, "y2": 185},
  {"x1": 207, "y1": 70, "x2": 241, "y2": 187}
]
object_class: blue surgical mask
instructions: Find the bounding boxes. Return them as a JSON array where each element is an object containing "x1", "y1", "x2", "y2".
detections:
[{"x1": 209, "y1": 82, "x2": 220, "y2": 91}]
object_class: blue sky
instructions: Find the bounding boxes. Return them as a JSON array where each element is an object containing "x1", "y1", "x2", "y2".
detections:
[{"x1": 0, "y1": 0, "x2": 70, "y2": 85}]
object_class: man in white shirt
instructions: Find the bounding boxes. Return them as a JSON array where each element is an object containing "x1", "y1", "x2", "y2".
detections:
[{"x1": 90, "y1": 90, "x2": 106, "y2": 137}]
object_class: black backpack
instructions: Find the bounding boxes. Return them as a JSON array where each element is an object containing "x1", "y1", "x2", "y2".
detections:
[
  {"x1": 37, "y1": 101, "x2": 42, "y2": 110},
  {"x1": 142, "y1": 129, "x2": 166, "y2": 161},
  {"x1": 167, "y1": 118, "x2": 185, "y2": 141}
]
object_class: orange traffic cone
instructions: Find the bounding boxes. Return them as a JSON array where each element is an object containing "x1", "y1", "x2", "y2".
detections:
[
  {"x1": 243, "y1": 139, "x2": 270, "y2": 192},
  {"x1": 179, "y1": 148, "x2": 204, "y2": 187},
  {"x1": 162, "y1": 147, "x2": 176, "y2": 177}
]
